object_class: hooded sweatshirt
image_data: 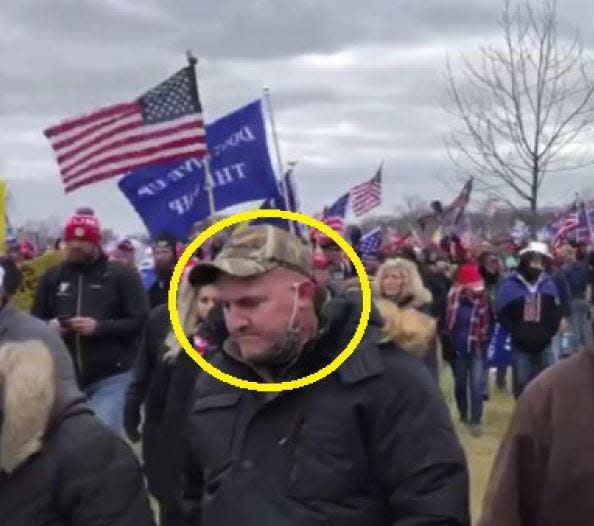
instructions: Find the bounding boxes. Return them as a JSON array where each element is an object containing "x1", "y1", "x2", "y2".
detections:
[{"x1": 495, "y1": 271, "x2": 561, "y2": 353}]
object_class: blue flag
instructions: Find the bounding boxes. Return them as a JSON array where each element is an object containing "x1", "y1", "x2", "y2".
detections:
[{"x1": 119, "y1": 100, "x2": 278, "y2": 240}]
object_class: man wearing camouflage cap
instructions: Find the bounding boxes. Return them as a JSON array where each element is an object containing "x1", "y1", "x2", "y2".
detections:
[{"x1": 182, "y1": 225, "x2": 469, "y2": 526}]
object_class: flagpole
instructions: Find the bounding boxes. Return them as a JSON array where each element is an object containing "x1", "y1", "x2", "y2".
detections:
[
  {"x1": 187, "y1": 50, "x2": 216, "y2": 219},
  {"x1": 585, "y1": 201, "x2": 594, "y2": 246},
  {"x1": 263, "y1": 87, "x2": 284, "y2": 178},
  {"x1": 263, "y1": 87, "x2": 296, "y2": 234}
]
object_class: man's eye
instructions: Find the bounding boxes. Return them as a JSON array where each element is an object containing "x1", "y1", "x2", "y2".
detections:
[{"x1": 238, "y1": 298, "x2": 262, "y2": 308}]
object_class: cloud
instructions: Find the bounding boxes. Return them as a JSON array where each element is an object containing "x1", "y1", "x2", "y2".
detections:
[{"x1": 2, "y1": 0, "x2": 594, "y2": 233}]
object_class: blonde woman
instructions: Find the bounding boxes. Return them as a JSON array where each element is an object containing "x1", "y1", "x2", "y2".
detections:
[
  {"x1": 376, "y1": 258, "x2": 433, "y2": 312},
  {"x1": 376, "y1": 258, "x2": 439, "y2": 378},
  {"x1": 124, "y1": 276, "x2": 222, "y2": 526}
]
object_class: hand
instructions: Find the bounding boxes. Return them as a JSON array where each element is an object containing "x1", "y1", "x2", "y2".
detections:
[
  {"x1": 69, "y1": 317, "x2": 98, "y2": 336},
  {"x1": 49, "y1": 318, "x2": 66, "y2": 334}
]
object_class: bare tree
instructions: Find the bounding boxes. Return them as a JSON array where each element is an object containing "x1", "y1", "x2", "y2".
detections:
[{"x1": 446, "y1": 0, "x2": 594, "y2": 230}]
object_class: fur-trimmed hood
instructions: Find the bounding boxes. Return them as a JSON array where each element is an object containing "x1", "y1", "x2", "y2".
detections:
[
  {"x1": 0, "y1": 340, "x2": 56, "y2": 474},
  {"x1": 375, "y1": 298, "x2": 437, "y2": 358}
]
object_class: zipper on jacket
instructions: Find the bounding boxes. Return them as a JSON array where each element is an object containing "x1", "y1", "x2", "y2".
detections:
[{"x1": 75, "y1": 274, "x2": 84, "y2": 380}]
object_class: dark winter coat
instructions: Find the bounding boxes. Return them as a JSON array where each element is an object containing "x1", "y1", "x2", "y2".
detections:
[
  {"x1": 495, "y1": 272, "x2": 562, "y2": 353},
  {"x1": 148, "y1": 271, "x2": 173, "y2": 309},
  {"x1": 32, "y1": 254, "x2": 149, "y2": 387},
  {"x1": 553, "y1": 271, "x2": 572, "y2": 318},
  {"x1": 125, "y1": 304, "x2": 227, "y2": 508},
  {"x1": 182, "y1": 290, "x2": 470, "y2": 526},
  {"x1": 125, "y1": 305, "x2": 195, "y2": 505},
  {"x1": 0, "y1": 339, "x2": 155, "y2": 526},
  {"x1": 561, "y1": 260, "x2": 592, "y2": 300}
]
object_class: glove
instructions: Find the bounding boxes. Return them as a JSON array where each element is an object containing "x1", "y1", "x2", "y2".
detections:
[{"x1": 123, "y1": 401, "x2": 142, "y2": 443}]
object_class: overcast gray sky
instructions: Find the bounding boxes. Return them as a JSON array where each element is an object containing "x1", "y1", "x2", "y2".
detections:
[{"x1": 3, "y1": 0, "x2": 594, "y2": 234}]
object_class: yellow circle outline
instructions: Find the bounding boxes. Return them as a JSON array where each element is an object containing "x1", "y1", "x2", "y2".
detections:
[{"x1": 168, "y1": 209, "x2": 372, "y2": 392}]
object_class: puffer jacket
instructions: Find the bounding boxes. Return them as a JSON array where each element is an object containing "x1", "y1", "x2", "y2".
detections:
[
  {"x1": 182, "y1": 290, "x2": 469, "y2": 525},
  {"x1": 32, "y1": 254, "x2": 148, "y2": 387},
  {"x1": 0, "y1": 339, "x2": 155, "y2": 526}
]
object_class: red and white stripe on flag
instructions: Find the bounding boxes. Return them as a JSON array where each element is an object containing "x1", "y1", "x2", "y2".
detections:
[
  {"x1": 350, "y1": 172, "x2": 382, "y2": 217},
  {"x1": 44, "y1": 67, "x2": 207, "y2": 193}
]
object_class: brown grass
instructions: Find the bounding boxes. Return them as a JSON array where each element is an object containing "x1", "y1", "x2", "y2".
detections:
[{"x1": 440, "y1": 367, "x2": 515, "y2": 524}]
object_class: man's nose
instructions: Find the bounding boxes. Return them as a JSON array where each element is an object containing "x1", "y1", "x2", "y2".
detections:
[{"x1": 224, "y1": 305, "x2": 249, "y2": 333}]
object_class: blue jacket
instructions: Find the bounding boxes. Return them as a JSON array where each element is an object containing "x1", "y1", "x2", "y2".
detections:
[{"x1": 495, "y1": 272, "x2": 562, "y2": 353}]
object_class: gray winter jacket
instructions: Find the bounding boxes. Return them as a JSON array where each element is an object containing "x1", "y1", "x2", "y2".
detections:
[{"x1": 0, "y1": 301, "x2": 85, "y2": 409}]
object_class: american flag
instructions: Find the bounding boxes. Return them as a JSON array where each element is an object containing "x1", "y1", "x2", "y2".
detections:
[
  {"x1": 360, "y1": 226, "x2": 383, "y2": 256},
  {"x1": 550, "y1": 205, "x2": 579, "y2": 246},
  {"x1": 323, "y1": 193, "x2": 349, "y2": 218},
  {"x1": 44, "y1": 66, "x2": 207, "y2": 193},
  {"x1": 350, "y1": 163, "x2": 382, "y2": 217}
]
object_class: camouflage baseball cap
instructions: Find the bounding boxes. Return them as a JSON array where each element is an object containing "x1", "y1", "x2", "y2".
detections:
[{"x1": 189, "y1": 225, "x2": 313, "y2": 285}]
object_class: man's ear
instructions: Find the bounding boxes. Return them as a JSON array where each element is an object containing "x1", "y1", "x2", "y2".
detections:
[{"x1": 297, "y1": 280, "x2": 316, "y2": 301}]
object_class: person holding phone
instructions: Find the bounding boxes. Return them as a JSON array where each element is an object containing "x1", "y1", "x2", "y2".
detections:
[{"x1": 32, "y1": 208, "x2": 148, "y2": 433}]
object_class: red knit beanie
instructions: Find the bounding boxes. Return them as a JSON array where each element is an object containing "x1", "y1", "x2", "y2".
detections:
[
  {"x1": 64, "y1": 210, "x2": 101, "y2": 245},
  {"x1": 457, "y1": 263, "x2": 484, "y2": 290}
]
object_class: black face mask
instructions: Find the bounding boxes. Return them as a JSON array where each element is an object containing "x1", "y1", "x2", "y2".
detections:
[{"x1": 521, "y1": 267, "x2": 542, "y2": 283}]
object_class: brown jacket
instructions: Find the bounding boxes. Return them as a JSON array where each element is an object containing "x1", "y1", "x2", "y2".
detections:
[{"x1": 478, "y1": 349, "x2": 594, "y2": 526}]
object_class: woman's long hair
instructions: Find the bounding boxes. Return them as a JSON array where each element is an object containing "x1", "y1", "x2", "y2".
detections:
[{"x1": 163, "y1": 276, "x2": 204, "y2": 363}]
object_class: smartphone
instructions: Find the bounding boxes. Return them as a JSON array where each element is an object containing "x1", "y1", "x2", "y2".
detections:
[{"x1": 58, "y1": 315, "x2": 73, "y2": 329}]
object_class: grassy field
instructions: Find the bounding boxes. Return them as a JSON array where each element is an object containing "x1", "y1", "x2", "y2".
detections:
[{"x1": 440, "y1": 368, "x2": 515, "y2": 523}]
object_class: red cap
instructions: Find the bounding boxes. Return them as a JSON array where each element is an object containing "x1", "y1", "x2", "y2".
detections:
[
  {"x1": 64, "y1": 213, "x2": 101, "y2": 245},
  {"x1": 457, "y1": 263, "x2": 484, "y2": 290}
]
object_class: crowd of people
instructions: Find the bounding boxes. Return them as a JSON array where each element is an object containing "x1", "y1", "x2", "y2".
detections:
[{"x1": 0, "y1": 206, "x2": 593, "y2": 525}]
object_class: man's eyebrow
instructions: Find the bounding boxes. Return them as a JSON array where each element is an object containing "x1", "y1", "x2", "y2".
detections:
[{"x1": 223, "y1": 293, "x2": 266, "y2": 304}]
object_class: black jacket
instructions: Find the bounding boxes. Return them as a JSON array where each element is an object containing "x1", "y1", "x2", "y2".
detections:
[
  {"x1": 125, "y1": 305, "x2": 226, "y2": 508},
  {"x1": 32, "y1": 254, "x2": 148, "y2": 387},
  {"x1": 125, "y1": 305, "x2": 189, "y2": 504},
  {"x1": 148, "y1": 270, "x2": 174, "y2": 309},
  {"x1": 0, "y1": 340, "x2": 155, "y2": 526},
  {"x1": 182, "y1": 291, "x2": 470, "y2": 526}
]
